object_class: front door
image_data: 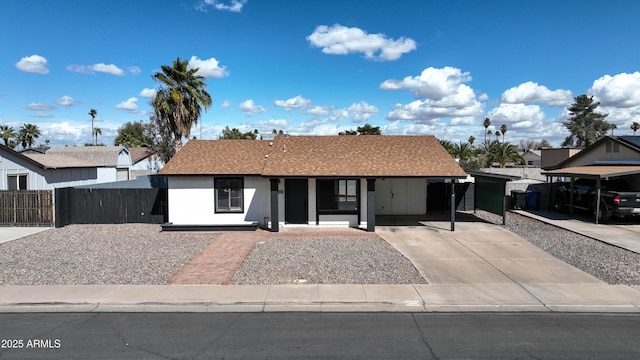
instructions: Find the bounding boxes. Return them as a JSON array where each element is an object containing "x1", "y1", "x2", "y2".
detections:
[{"x1": 285, "y1": 179, "x2": 308, "y2": 224}]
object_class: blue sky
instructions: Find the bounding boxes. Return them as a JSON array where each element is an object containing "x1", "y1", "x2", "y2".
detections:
[{"x1": 2, "y1": 0, "x2": 640, "y2": 148}]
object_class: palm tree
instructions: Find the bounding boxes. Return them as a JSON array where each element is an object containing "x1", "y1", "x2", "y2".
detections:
[
  {"x1": 93, "y1": 127, "x2": 102, "y2": 145},
  {"x1": 88, "y1": 109, "x2": 97, "y2": 145},
  {"x1": 494, "y1": 130, "x2": 501, "y2": 141},
  {"x1": 18, "y1": 123, "x2": 41, "y2": 149},
  {"x1": 483, "y1": 117, "x2": 491, "y2": 144},
  {"x1": 152, "y1": 57, "x2": 212, "y2": 151},
  {"x1": 453, "y1": 142, "x2": 475, "y2": 162},
  {"x1": 0, "y1": 125, "x2": 17, "y2": 147},
  {"x1": 439, "y1": 139, "x2": 456, "y2": 157},
  {"x1": 485, "y1": 141, "x2": 524, "y2": 168},
  {"x1": 500, "y1": 124, "x2": 507, "y2": 143},
  {"x1": 468, "y1": 135, "x2": 475, "y2": 147},
  {"x1": 632, "y1": 121, "x2": 640, "y2": 135}
]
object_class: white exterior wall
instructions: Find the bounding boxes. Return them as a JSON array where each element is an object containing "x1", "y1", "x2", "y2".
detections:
[
  {"x1": 168, "y1": 175, "x2": 269, "y2": 225},
  {"x1": 376, "y1": 178, "x2": 427, "y2": 215}
]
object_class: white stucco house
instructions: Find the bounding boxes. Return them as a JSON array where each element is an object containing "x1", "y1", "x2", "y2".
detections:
[{"x1": 159, "y1": 135, "x2": 467, "y2": 232}]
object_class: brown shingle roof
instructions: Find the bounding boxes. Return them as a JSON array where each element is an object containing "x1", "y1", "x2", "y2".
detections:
[
  {"x1": 128, "y1": 147, "x2": 154, "y2": 163},
  {"x1": 159, "y1": 135, "x2": 467, "y2": 178},
  {"x1": 160, "y1": 140, "x2": 271, "y2": 175}
]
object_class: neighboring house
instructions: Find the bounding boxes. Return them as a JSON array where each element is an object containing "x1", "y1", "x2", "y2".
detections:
[
  {"x1": 128, "y1": 147, "x2": 164, "y2": 179},
  {"x1": 47, "y1": 146, "x2": 132, "y2": 182},
  {"x1": 542, "y1": 136, "x2": 640, "y2": 188},
  {"x1": 522, "y1": 149, "x2": 541, "y2": 167},
  {"x1": 540, "y1": 147, "x2": 582, "y2": 169},
  {"x1": 159, "y1": 135, "x2": 467, "y2": 232},
  {"x1": 0, "y1": 144, "x2": 104, "y2": 190}
]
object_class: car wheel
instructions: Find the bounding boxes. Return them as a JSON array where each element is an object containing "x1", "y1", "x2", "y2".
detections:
[
  {"x1": 554, "y1": 196, "x2": 566, "y2": 213},
  {"x1": 592, "y1": 201, "x2": 609, "y2": 223}
]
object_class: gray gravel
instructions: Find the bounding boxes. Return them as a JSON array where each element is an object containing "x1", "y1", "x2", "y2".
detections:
[
  {"x1": 475, "y1": 210, "x2": 640, "y2": 285},
  {"x1": 233, "y1": 237, "x2": 426, "y2": 285},
  {"x1": 0, "y1": 224, "x2": 213, "y2": 285}
]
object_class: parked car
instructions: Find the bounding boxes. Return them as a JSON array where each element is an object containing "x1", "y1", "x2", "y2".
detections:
[{"x1": 554, "y1": 178, "x2": 640, "y2": 223}]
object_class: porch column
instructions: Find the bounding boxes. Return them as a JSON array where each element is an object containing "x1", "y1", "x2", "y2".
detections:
[
  {"x1": 450, "y1": 180, "x2": 456, "y2": 231},
  {"x1": 367, "y1": 178, "x2": 376, "y2": 232},
  {"x1": 270, "y1": 178, "x2": 279, "y2": 232}
]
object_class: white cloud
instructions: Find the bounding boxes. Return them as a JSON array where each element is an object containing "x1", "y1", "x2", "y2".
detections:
[
  {"x1": 501, "y1": 81, "x2": 572, "y2": 107},
  {"x1": 67, "y1": 63, "x2": 125, "y2": 76},
  {"x1": 487, "y1": 103, "x2": 545, "y2": 129},
  {"x1": 187, "y1": 56, "x2": 229, "y2": 78},
  {"x1": 26, "y1": 102, "x2": 54, "y2": 111},
  {"x1": 381, "y1": 66, "x2": 486, "y2": 124},
  {"x1": 589, "y1": 72, "x2": 640, "y2": 108},
  {"x1": 127, "y1": 66, "x2": 142, "y2": 75},
  {"x1": 304, "y1": 106, "x2": 330, "y2": 116},
  {"x1": 307, "y1": 24, "x2": 416, "y2": 61},
  {"x1": 274, "y1": 95, "x2": 312, "y2": 111},
  {"x1": 238, "y1": 99, "x2": 267, "y2": 116},
  {"x1": 220, "y1": 100, "x2": 231, "y2": 108},
  {"x1": 32, "y1": 112, "x2": 53, "y2": 118},
  {"x1": 347, "y1": 101, "x2": 379, "y2": 122},
  {"x1": 15, "y1": 55, "x2": 49, "y2": 74},
  {"x1": 197, "y1": 0, "x2": 246, "y2": 12},
  {"x1": 56, "y1": 96, "x2": 74, "y2": 107},
  {"x1": 380, "y1": 66, "x2": 472, "y2": 99},
  {"x1": 115, "y1": 97, "x2": 139, "y2": 112},
  {"x1": 46, "y1": 122, "x2": 87, "y2": 143},
  {"x1": 139, "y1": 88, "x2": 156, "y2": 98}
]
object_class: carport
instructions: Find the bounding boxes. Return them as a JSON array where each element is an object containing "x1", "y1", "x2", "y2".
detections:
[{"x1": 542, "y1": 165, "x2": 640, "y2": 224}]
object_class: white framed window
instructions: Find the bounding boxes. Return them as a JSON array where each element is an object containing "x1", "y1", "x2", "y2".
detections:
[
  {"x1": 214, "y1": 178, "x2": 243, "y2": 213},
  {"x1": 8, "y1": 174, "x2": 27, "y2": 190}
]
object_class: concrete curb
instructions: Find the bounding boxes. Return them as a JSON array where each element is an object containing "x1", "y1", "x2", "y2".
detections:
[{"x1": 1, "y1": 284, "x2": 639, "y2": 313}]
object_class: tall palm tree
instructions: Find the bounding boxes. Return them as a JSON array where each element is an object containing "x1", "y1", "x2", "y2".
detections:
[
  {"x1": 500, "y1": 124, "x2": 507, "y2": 143},
  {"x1": 483, "y1": 117, "x2": 491, "y2": 144},
  {"x1": 632, "y1": 121, "x2": 640, "y2": 135},
  {"x1": 88, "y1": 109, "x2": 97, "y2": 145},
  {"x1": 494, "y1": 130, "x2": 501, "y2": 142},
  {"x1": 93, "y1": 127, "x2": 102, "y2": 145},
  {"x1": 152, "y1": 57, "x2": 212, "y2": 151},
  {"x1": 467, "y1": 135, "x2": 475, "y2": 147},
  {"x1": 0, "y1": 125, "x2": 17, "y2": 147},
  {"x1": 18, "y1": 123, "x2": 41, "y2": 149}
]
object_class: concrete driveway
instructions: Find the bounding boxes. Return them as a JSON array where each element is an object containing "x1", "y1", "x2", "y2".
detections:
[
  {"x1": 0, "y1": 227, "x2": 51, "y2": 245},
  {"x1": 376, "y1": 218, "x2": 640, "y2": 310}
]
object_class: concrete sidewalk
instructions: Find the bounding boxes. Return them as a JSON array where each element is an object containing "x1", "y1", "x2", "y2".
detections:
[{"x1": 1, "y1": 283, "x2": 638, "y2": 313}]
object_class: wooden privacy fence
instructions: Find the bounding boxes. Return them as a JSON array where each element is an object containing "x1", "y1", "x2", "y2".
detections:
[
  {"x1": 55, "y1": 187, "x2": 167, "y2": 228},
  {"x1": 0, "y1": 190, "x2": 54, "y2": 226}
]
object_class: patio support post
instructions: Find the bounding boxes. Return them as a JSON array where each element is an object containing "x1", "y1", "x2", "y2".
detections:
[
  {"x1": 569, "y1": 177, "x2": 575, "y2": 216},
  {"x1": 450, "y1": 180, "x2": 456, "y2": 231},
  {"x1": 595, "y1": 178, "x2": 601, "y2": 225},
  {"x1": 367, "y1": 178, "x2": 376, "y2": 232},
  {"x1": 270, "y1": 178, "x2": 279, "y2": 232}
]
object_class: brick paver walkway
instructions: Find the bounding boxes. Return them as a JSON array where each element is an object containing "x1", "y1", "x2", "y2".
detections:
[{"x1": 168, "y1": 227, "x2": 379, "y2": 285}]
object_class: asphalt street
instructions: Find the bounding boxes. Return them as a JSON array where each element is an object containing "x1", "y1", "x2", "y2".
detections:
[{"x1": 1, "y1": 312, "x2": 639, "y2": 359}]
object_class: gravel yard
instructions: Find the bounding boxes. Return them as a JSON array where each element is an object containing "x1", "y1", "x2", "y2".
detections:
[
  {"x1": 232, "y1": 237, "x2": 426, "y2": 285},
  {"x1": 0, "y1": 224, "x2": 213, "y2": 285},
  {"x1": 475, "y1": 211, "x2": 640, "y2": 285}
]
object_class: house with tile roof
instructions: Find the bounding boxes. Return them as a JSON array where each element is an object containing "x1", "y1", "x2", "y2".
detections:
[{"x1": 159, "y1": 135, "x2": 467, "y2": 232}]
